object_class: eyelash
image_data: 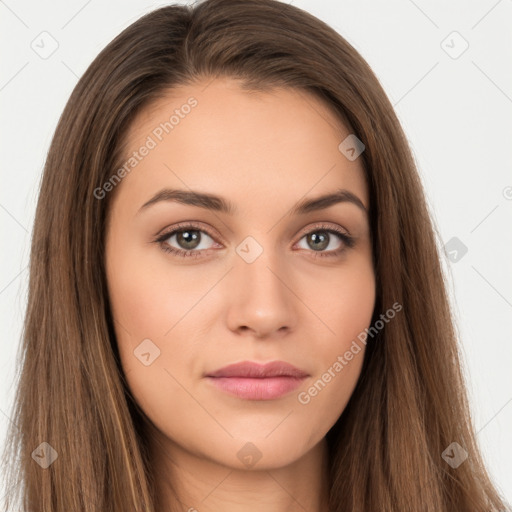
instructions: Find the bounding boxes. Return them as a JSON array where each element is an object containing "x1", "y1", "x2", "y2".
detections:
[{"x1": 153, "y1": 221, "x2": 355, "y2": 260}]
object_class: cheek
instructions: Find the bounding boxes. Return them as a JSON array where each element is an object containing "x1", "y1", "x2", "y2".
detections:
[
  {"x1": 293, "y1": 254, "x2": 375, "y2": 419},
  {"x1": 105, "y1": 235, "x2": 225, "y2": 385},
  {"x1": 105, "y1": 245, "x2": 208, "y2": 432},
  {"x1": 302, "y1": 250, "x2": 376, "y2": 353},
  {"x1": 106, "y1": 242, "x2": 202, "y2": 341},
  {"x1": 331, "y1": 270, "x2": 375, "y2": 350},
  {"x1": 105, "y1": 238, "x2": 191, "y2": 392}
]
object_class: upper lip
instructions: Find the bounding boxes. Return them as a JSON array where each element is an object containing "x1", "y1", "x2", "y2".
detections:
[{"x1": 206, "y1": 361, "x2": 309, "y2": 379}]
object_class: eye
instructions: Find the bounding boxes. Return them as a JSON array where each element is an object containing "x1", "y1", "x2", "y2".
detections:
[
  {"x1": 154, "y1": 221, "x2": 355, "y2": 259},
  {"x1": 155, "y1": 222, "x2": 220, "y2": 258},
  {"x1": 294, "y1": 223, "x2": 355, "y2": 259}
]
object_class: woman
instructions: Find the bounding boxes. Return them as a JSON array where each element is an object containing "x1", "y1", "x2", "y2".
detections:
[{"x1": 2, "y1": 0, "x2": 509, "y2": 510}]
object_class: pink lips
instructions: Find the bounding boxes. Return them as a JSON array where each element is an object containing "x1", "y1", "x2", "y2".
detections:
[{"x1": 205, "y1": 361, "x2": 309, "y2": 400}]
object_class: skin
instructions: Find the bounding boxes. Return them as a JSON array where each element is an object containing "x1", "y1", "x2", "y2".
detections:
[{"x1": 105, "y1": 77, "x2": 376, "y2": 512}]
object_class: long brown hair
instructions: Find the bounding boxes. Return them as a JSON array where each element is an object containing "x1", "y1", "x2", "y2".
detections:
[{"x1": 2, "y1": 0, "x2": 509, "y2": 510}]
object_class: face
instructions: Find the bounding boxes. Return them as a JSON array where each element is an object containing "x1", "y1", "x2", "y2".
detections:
[{"x1": 105, "y1": 77, "x2": 375, "y2": 471}]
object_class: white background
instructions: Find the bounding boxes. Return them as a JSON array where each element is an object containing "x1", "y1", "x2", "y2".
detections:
[{"x1": 1, "y1": 0, "x2": 511, "y2": 506}]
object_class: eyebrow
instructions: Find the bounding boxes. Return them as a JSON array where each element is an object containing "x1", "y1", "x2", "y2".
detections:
[{"x1": 137, "y1": 187, "x2": 367, "y2": 216}]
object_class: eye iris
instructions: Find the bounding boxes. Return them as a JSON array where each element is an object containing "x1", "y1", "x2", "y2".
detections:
[
  {"x1": 308, "y1": 231, "x2": 329, "y2": 251},
  {"x1": 177, "y1": 230, "x2": 201, "y2": 250},
  {"x1": 171, "y1": 229, "x2": 336, "y2": 252}
]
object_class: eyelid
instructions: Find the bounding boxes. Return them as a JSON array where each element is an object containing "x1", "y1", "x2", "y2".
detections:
[
  {"x1": 155, "y1": 221, "x2": 350, "y2": 241},
  {"x1": 153, "y1": 220, "x2": 354, "y2": 258},
  {"x1": 294, "y1": 222, "x2": 351, "y2": 240},
  {"x1": 154, "y1": 220, "x2": 223, "y2": 243}
]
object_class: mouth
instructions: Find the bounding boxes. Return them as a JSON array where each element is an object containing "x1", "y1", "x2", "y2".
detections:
[{"x1": 205, "y1": 360, "x2": 309, "y2": 400}]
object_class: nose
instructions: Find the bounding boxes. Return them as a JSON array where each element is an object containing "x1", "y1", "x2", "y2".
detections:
[{"x1": 225, "y1": 245, "x2": 297, "y2": 339}]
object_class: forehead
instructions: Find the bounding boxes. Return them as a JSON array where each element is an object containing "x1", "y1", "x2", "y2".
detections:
[{"x1": 115, "y1": 78, "x2": 368, "y2": 215}]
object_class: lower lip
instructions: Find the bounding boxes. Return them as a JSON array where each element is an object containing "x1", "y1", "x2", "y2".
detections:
[{"x1": 206, "y1": 376, "x2": 306, "y2": 400}]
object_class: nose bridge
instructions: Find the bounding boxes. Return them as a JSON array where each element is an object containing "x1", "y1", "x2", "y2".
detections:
[
  {"x1": 235, "y1": 235, "x2": 289, "y2": 302},
  {"x1": 226, "y1": 234, "x2": 296, "y2": 335}
]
